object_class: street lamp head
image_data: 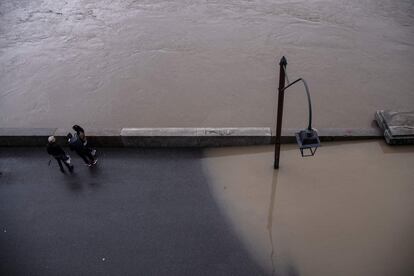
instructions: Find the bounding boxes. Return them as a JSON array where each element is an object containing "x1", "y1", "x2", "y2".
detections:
[{"x1": 295, "y1": 128, "x2": 320, "y2": 157}]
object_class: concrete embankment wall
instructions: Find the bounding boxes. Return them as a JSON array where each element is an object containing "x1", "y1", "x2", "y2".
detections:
[{"x1": 0, "y1": 128, "x2": 382, "y2": 147}]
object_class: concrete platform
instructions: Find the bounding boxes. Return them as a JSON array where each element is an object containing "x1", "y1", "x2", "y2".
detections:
[{"x1": 375, "y1": 110, "x2": 414, "y2": 145}]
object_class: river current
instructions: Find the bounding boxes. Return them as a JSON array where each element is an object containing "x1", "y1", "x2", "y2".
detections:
[{"x1": 1, "y1": 0, "x2": 413, "y2": 129}]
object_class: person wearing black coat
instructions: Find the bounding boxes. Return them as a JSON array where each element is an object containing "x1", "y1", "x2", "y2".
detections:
[
  {"x1": 67, "y1": 132, "x2": 97, "y2": 166},
  {"x1": 72, "y1": 125, "x2": 96, "y2": 157},
  {"x1": 46, "y1": 136, "x2": 74, "y2": 173}
]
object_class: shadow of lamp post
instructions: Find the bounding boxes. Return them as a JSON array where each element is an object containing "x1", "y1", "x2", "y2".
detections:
[{"x1": 274, "y1": 56, "x2": 320, "y2": 169}]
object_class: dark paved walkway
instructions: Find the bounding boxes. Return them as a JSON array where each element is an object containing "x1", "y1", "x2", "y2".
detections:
[{"x1": 0, "y1": 148, "x2": 265, "y2": 276}]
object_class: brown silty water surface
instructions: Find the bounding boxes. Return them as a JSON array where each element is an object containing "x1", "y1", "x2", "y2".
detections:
[
  {"x1": 202, "y1": 141, "x2": 414, "y2": 276},
  {"x1": 1, "y1": 0, "x2": 413, "y2": 128}
]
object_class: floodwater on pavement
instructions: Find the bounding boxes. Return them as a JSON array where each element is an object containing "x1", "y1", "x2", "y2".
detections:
[
  {"x1": 1, "y1": 0, "x2": 413, "y2": 129},
  {"x1": 202, "y1": 141, "x2": 414, "y2": 276}
]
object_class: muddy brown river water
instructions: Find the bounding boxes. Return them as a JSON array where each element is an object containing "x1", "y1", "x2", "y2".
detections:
[
  {"x1": 203, "y1": 141, "x2": 414, "y2": 276},
  {"x1": 1, "y1": 0, "x2": 413, "y2": 129},
  {"x1": 1, "y1": 2, "x2": 414, "y2": 274}
]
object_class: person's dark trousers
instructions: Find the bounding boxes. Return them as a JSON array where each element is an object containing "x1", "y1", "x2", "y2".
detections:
[
  {"x1": 85, "y1": 146, "x2": 95, "y2": 156},
  {"x1": 85, "y1": 150, "x2": 95, "y2": 161},
  {"x1": 76, "y1": 150, "x2": 94, "y2": 165},
  {"x1": 55, "y1": 157, "x2": 73, "y2": 172}
]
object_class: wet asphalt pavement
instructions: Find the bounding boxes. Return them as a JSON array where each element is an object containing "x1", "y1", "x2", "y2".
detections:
[{"x1": 0, "y1": 148, "x2": 265, "y2": 276}]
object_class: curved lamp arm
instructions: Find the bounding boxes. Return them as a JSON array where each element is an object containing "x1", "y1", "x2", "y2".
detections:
[{"x1": 281, "y1": 78, "x2": 312, "y2": 131}]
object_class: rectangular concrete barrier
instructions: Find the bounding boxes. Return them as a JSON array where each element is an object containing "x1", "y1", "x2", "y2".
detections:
[
  {"x1": 121, "y1": 128, "x2": 272, "y2": 147},
  {"x1": 0, "y1": 127, "x2": 382, "y2": 147}
]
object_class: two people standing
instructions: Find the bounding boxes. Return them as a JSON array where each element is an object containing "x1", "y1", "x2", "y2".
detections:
[{"x1": 47, "y1": 125, "x2": 97, "y2": 173}]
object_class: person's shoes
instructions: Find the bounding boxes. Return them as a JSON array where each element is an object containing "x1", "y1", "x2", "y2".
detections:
[
  {"x1": 87, "y1": 163, "x2": 93, "y2": 167},
  {"x1": 92, "y1": 159, "x2": 98, "y2": 165}
]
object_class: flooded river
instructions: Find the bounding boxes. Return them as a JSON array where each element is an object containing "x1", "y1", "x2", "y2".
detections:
[
  {"x1": 202, "y1": 141, "x2": 414, "y2": 276},
  {"x1": 0, "y1": 0, "x2": 413, "y2": 129}
]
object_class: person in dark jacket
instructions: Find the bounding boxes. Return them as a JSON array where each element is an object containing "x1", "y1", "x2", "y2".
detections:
[
  {"x1": 72, "y1": 125, "x2": 96, "y2": 157},
  {"x1": 47, "y1": 136, "x2": 74, "y2": 173},
  {"x1": 67, "y1": 132, "x2": 97, "y2": 167}
]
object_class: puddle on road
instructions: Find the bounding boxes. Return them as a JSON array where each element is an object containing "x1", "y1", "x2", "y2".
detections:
[{"x1": 202, "y1": 141, "x2": 414, "y2": 276}]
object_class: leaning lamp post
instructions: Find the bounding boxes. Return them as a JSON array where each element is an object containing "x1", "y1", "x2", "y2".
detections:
[{"x1": 274, "y1": 56, "x2": 320, "y2": 169}]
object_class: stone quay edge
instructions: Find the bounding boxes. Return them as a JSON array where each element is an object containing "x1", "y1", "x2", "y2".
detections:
[{"x1": 0, "y1": 127, "x2": 382, "y2": 147}]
